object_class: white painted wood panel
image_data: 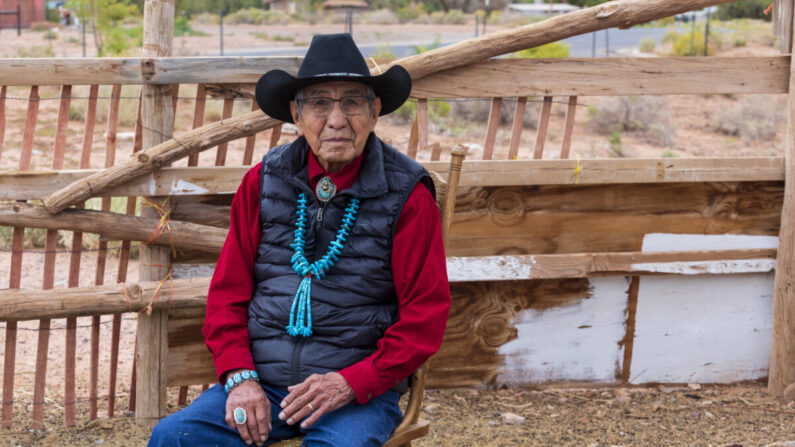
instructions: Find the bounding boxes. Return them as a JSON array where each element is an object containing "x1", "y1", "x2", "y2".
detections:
[
  {"x1": 630, "y1": 273, "x2": 774, "y2": 384},
  {"x1": 497, "y1": 277, "x2": 629, "y2": 385}
]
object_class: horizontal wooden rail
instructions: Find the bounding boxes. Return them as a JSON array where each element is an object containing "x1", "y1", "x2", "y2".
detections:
[
  {"x1": 0, "y1": 248, "x2": 775, "y2": 321},
  {"x1": 0, "y1": 202, "x2": 226, "y2": 253},
  {"x1": 446, "y1": 249, "x2": 777, "y2": 281},
  {"x1": 0, "y1": 278, "x2": 209, "y2": 321},
  {"x1": 0, "y1": 57, "x2": 786, "y2": 97},
  {"x1": 3, "y1": 158, "x2": 783, "y2": 201}
]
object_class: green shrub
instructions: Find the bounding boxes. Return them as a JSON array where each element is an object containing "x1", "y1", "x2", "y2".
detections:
[
  {"x1": 371, "y1": 44, "x2": 396, "y2": 59},
  {"x1": 69, "y1": 104, "x2": 85, "y2": 122},
  {"x1": 662, "y1": 29, "x2": 680, "y2": 45},
  {"x1": 104, "y1": 26, "x2": 142, "y2": 56},
  {"x1": 638, "y1": 37, "x2": 656, "y2": 53},
  {"x1": 396, "y1": 2, "x2": 425, "y2": 23},
  {"x1": 661, "y1": 150, "x2": 679, "y2": 158},
  {"x1": 717, "y1": 0, "x2": 772, "y2": 21},
  {"x1": 672, "y1": 30, "x2": 721, "y2": 56},
  {"x1": 175, "y1": 15, "x2": 209, "y2": 36},
  {"x1": 424, "y1": 9, "x2": 466, "y2": 25},
  {"x1": 193, "y1": 12, "x2": 219, "y2": 25},
  {"x1": 732, "y1": 36, "x2": 747, "y2": 47},
  {"x1": 225, "y1": 8, "x2": 288, "y2": 25},
  {"x1": 16, "y1": 45, "x2": 54, "y2": 58},
  {"x1": 363, "y1": 9, "x2": 398, "y2": 25},
  {"x1": 513, "y1": 42, "x2": 570, "y2": 59},
  {"x1": 607, "y1": 131, "x2": 623, "y2": 157}
]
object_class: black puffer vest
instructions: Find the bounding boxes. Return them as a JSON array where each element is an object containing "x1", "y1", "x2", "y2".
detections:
[{"x1": 248, "y1": 134, "x2": 434, "y2": 389}]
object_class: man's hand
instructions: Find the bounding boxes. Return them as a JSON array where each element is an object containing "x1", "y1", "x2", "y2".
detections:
[
  {"x1": 278, "y1": 372, "x2": 355, "y2": 429},
  {"x1": 224, "y1": 370, "x2": 271, "y2": 446}
]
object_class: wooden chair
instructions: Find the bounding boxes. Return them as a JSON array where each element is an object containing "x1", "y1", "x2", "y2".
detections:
[{"x1": 162, "y1": 146, "x2": 467, "y2": 447}]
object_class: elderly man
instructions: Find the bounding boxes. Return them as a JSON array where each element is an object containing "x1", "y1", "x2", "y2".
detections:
[{"x1": 149, "y1": 34, "x2": 450, "y2": 446}]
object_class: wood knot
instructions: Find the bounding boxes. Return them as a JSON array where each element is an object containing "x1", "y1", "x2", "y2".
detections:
[
  {"x1": 595, "y1": 3, "x2": 619, "y2": 19},
  {"x1": 137, "y1": 153, "x2": 150, "y2": 163},
  {"x1": 128, "y1": 284, "x2": 142, "y2": 299},
  {"x1": 12, "y1": 204, "x2": 20, "y2": 212},
  {"x1": 151, "y1": 156, "x2": 164, "y2": 168}
]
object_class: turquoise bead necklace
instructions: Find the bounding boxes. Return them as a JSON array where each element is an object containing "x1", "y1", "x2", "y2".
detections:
[{"x1": 286, "y1": 190, "x2": 360, "y2": 337}]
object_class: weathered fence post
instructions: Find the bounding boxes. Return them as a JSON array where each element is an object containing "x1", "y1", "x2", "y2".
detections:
[
  {"x1": 135, "y1": 0, "x2": 175, "y2": 428},
  {"x1": 775, "y1": 0, "x2": 795, "y2": 53},
  {"x1": 769, "y1": 0, "x2": 795, "y2": 400}
]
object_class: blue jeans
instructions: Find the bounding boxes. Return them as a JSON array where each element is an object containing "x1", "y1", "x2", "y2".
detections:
[{"x1": 148, "y1": 384, "x2": 402, "y2": 447}]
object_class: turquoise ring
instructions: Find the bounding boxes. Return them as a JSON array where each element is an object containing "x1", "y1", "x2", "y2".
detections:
[{"x1": 233, "y1": 407, "x2": 247, "y2": 425}]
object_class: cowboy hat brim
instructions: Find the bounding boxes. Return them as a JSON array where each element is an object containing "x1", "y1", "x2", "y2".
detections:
[{"x1": 255, "y1": 64, "x2": 412, "y2": 124}]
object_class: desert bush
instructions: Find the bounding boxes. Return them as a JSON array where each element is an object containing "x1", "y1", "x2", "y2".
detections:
[
  {"x1": 423, "y1": 9, "x2": 467, "y2": 25},
  {"x1": 363, "y1": 9, "x2": 398, "y2": 25},
  {"x1": 716, "y1": 0, "x2": 772, "y2": 21},
  {"x1": 16, "y1": 45, "x2": 55, "y2": 58},
  {"x1": 713, "y1": 96, "x2": 784, "y2": 141},
  {"x1": 69, "y1": 104, "x2": 85, "y2": 122},
  {"x1": 225, "y1": 8, "x2": 289, "y2": 25},
  {"x1": 193, "y1": 12, "x2": 219, "y2": 25},
  {"x1": 638, "y1": 37, "x2": 656, "y2": 53},
  {"x1": 587, "y1": 96, "x2": 675, "y2": 147},
  {"x1": 105, "y1": 26, "x2": 142, "y2": 56},
  {"x1": 671, "y1": 30, "x2": 721, "y2": 56},
  {"x1": 175, "y1": 15, "x2": 209, "y2": 36},
  {"x1": 513, "y1": 42, "x2": 570, "y2": 59},
  {"x1": 397, "y1": 2, "x2": 426, "y2": 23},
  {"x1": 661, "y1": 29, "x2": 680, "y2": 45},
  {"x1": 449, "y1": 98, "x2": 539, "y2": 129},
  {"x1": 370, "y1": 44, "x2": 396, "y2": 59}
]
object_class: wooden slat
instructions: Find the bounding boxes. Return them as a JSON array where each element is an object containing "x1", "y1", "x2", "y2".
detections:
[
  {"x1": 560, "y1": 96, "x2": 578, "y2": 159},
  {"x1": 95, "y1": 84, "x2": 120, "y2": 420},
  {"x1": 533, "y1": 97, "x2": 553, "y2": 159},
  {"x1": 407, "y1": 115, "x2": 419, "y2": 159},
  {"x1": 30, "y1": 83, "x2": 51, "y2": 430},
  {"x1": 417, "y1": 98, "x2": 429, "y2": 154},
  {"x1": 81, "y1": 85, "x2": 99, "y2": 168},
  {"x1": 507, "y1": 97, "x2": 526, "y2": 160},
  {"x1": 0, "y1": 57, "x2": 301, "y2": 86},
  {"x1": 187, "y1": 84, "x2": 206, "y2": 166},
  {"x1": 243, "y1": 100, "x2": 258, "y2": 165},
  {"x1": 269, "y1": 123, "x2": 282, "y2": 149},
  {"x1": 19, "y1": 86, "x2": 40, "y2": 170},
  {"x1": 215, "y1": 98, "x2": 235, "y2": 166},
  {"x1": 776, "y1": 0, "x2": 794, "y2": 53},
  {"x1": 0, "y1": 85, "x2": 6, "y2": 163},
  {"x1": 620, "y1": 276, "x2": 640, "y2": 383},
  {"x1": 429, "y1": 142, "x2": 442, "y2": 162},
  {"x1": 410, "y1": 57, "x2": 791, "y2": 98},
  {"x1": 0, "y1": 57, "x2": 784, "y2": 96},
  {"x1": 445, "y1": 249, "x2": 777, "y2": 281},
  {"x1": 482, "y1": 98, "x2": 502, "y2": 160},
  {"x1": 1, "y1": 82, "x2": 16, "y2": 428},
  {"x1": 3, "y1": 158, "x2": 788, "y2": 201},
  {"x1": 0, "y1": 249, "x2": 776, "y2": 321}
]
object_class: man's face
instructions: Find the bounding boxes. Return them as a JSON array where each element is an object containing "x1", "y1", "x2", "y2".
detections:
[{"x1": 290, "y1": 81, "x2": 382, "y2": 173}]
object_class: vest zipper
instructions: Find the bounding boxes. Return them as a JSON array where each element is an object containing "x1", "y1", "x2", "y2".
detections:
[{"x1": 291, "y1": 338, "x2": 304, "y2": 385}]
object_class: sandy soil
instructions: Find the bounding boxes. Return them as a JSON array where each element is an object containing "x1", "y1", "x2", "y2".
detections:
[{"x1": 1, "y1": 19, "x2": 794, "y2": 447}]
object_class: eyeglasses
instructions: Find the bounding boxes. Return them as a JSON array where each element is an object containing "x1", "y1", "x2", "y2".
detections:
[{"x1": 298, "y1": 96, "x2": 371, "y2": 117}]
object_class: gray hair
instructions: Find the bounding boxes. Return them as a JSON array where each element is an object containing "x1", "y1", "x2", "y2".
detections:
[{"x1": 294, "y1": 85, "x2": 377, "y2": 117}]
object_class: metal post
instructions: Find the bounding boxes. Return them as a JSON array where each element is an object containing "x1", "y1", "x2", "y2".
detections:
[
  {"x1": 605, "y1": 29, "x2": 609, "y2": 56},
  {"x1": 482, "y1": 11, "x2": 487, "y2": 34},
  {"x1": 82, "y1": 20, "x2": 86, "y2": 57},
  {"x1": 15, "y1": 3, "x2": 20, "y2": 36},
  {"x1": 690, "y1": 12, "x2": 696, "y2": 55},
  {"x1": 219, "y1": 9, "x2": 224, "y2": 56},
  {"x1": 704, "y1": 7, "x2": 711, "y2": 56},
  {"x1": 346, "y1": 7, "x2": 352, "y2": 34},
  {"x1": 592, "y1": 32, "x2": 596, "y2": 57},
  {"x1": 475, "y1": 13, "x2": 479, "y2": 37}
]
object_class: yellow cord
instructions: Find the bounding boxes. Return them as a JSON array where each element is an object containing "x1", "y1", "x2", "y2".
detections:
[
  {"x1": 574, "y1": 155, "x2": 582, "y2": 185},
  {"x1": 369, "y1": 57, "x2": 383, "y2": 75}
]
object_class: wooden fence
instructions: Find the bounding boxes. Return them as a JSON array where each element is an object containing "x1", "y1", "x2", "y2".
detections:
[{"x1": 0, "y1": 44, "x2": 794, "y2": 429}]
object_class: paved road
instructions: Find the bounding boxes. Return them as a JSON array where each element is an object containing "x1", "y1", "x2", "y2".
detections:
[{"x1": 226, "y1": 26, "x2": 703, "y2": 58}]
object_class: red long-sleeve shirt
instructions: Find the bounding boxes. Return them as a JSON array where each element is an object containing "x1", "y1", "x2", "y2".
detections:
[{"x1": 203, "y1": 149, "x2": 450, "y2": 404}]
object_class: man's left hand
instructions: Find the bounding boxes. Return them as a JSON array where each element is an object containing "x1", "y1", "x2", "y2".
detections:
[{"x1": 278, "y1": 372, "x2": 355, "y2": 429}]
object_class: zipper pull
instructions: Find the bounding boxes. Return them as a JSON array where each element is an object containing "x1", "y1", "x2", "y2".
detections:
[{"x1": 316, "y1": 205, "x2": 324, "y2": 222}]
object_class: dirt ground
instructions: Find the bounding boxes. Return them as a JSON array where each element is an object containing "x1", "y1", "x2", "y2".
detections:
[
  {"x1": 0, "y1": 383, "x2": 793, "y2": 446},
  {"x1": 1, "y1": 17, "x2": 794, "y2": 447}
]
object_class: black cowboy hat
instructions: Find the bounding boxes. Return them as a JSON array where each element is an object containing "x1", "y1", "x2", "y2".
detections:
[{"x1": 255, "y1": 33, "x2": 412, "y2": 123}]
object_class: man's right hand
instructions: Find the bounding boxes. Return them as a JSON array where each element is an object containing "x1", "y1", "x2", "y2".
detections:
[{"x1": 224, "y1": 369, "x2": 272, "y2": 446}]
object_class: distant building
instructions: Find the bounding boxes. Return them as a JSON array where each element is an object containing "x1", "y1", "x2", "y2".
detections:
[
  {"x1": 266, "y1": 0, "x2": 296, "y2": 15},
  {"x1": 7, "y1": 0, "x2": 46, "y2": 28},
  {"x1": 508, "y1": 2, "x2": 580, "y2": 17}
]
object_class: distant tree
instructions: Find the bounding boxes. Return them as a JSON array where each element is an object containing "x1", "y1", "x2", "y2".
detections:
[
  {"x1": 66, "y1": 0, "x2": 140, "y2": 56},
  {"x1": 716, "y1": 0, "x2": 772, "y2": 21}
]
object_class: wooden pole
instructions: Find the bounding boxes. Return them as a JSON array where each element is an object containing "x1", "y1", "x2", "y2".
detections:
[
  {"x1": 136, "y1": 0, "x2": 174, "y2": 428},
  {"x1": 0, "y1": 202, "x2": 226, "y2": 254},
  {"x1": 41, "y1": 0, "x2": 737, "y2": 215},
  {"x1": 770, "y1": 0, "x2": 795, "y2": 399}
]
